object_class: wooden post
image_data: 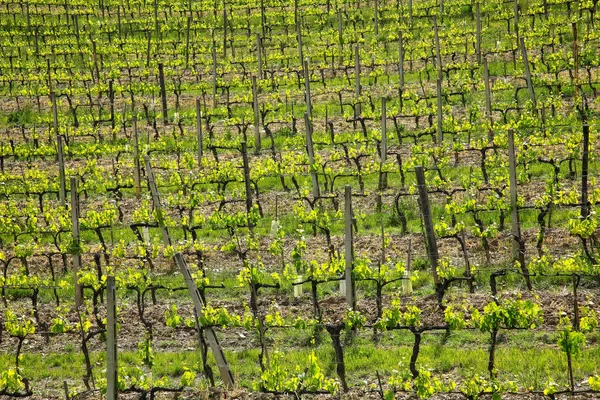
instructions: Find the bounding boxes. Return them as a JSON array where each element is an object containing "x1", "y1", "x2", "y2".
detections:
[
  {"x1": 520, "y1": 38, "x2": 536, "y2": 109},
  {"x1": 303, "y1": 59, "x2": 312, "y2": 118},
  {"x1": 475, "y1": 2, "x2": 482, "y2": 64},
  {"x1": 380, "y1": 97, "x2": 387, "y2": 190},
  {"x1": 344, "y1": 185, "x2": 355, "y2": 309},
  {"x1": 260, "y1": 0, "x2": 266, "y2": 37},
  {"x1": 241, "y1": 142, "x2": 254, "y2": 231},
  {"x1": 212, "y1": 39, "x2": 218, "y2": 108},
  {"x1": 64, "y1": 1, "x2": 71, "y2": 29},
  {"x1": 133, "y1": 116, "x2": 141, "y2": 199},
  {"x1": 158, "y1": 63, "x2": 168, "y2": 124},
  {"x1": 354, "y1": 44, "x2": 361, "y2": 117},
  {"x1": 57, "y1": 135, "x2": 67, "y2": 208},
  {"x1": 222, "y1": 6, "x2": 227, "y2": 57},
  {"x1": 70, "y1": 177, "x2": 83, "y2": 307},
  {"x1": 483, "y1": 56, "x2": 493, "y2": 144},
  {"x1": 414, "y1": 167, "x2": 440, "y2": 286},
  {"x1": 294, "y1": 0, "x2": 302, "y2": 27},
  {"x1": 73, "y1": 15, "x2": 80, "y2": 45},
  {"x1": 144, "y1": 156, "x2": 172, "y2": 247},
  {"x1": 374, "y1": 0, "x2": 379, "y2": 37},
  {"x1": 196, "y1": 99, "x2": 203, "y2": 166},
  {"x1": 581, "y1": 124, "x2": 590, "y2": 218},
  {"x1": 153, "y1": 0, "x2": 159, "y2": 44},
  {"x1": 337, "y1": 10, "x2": 344, "y2": 66},
  {"x1": 408, "y1": 0, "x2": 413, "y2": 26},
  {"x1": 402, "y1": 238, "x2": 413, "y2": 294},
  {"x1": 507, "y1": 129, "x2": 521, "y2": 261},
  {"x1": 53, "y1": 93, "x2": 66, "y2": 207},
  {"x1": 304, "y1": 112, "x2": 320, "y2": 198},
  {"x1": 436, "y1": 78, "x2": 443, "y2": 144},
  {"x1": 174, "y1": 252, "x2": 235, "y2": 388},
  {"x1": 572, "y1": 22, "x2": 578, "y2": 99},
  {"x1": 92, "y1": 41, "x2": 100, "y2": 83},
  {"x1": 109, "y1": 80, "x2": 115, "y2": 130},
  {"x1": 296, "y1": 14, "x2": 303, "y2": 67},
  {"x1": 185, "y1": 16, "x2": 191, "y2": 69},
  {"x1": 26, "y1": 3, "x2": 31, "y2": 35},
  {"x1": 252, "y1": 76, "x2": 261, "y2": 155},
  {"x1": 433, "y1": 16, "x2": 442, "y2": 81},
  {"x1": 34, "y1": 26, "x2": 40, "y2": 56},
  {"x1": 398, "y1": 31, "x2": 404, "y2": 92},
  {"x1": 513, "y1": 0, "x2": 520, "y2": 50},
  {"x1": 146, "y1": 30, "x2": 151, "y2": 68},
  {"x1": 106, "y1": 275, "x2": 118, "y2": 400},
  {"x1": 145, "y1": 157, "x2": 235, "y2": 388},
  {"x1": 256, "y1": 35, "x2": 263, "y2": 80},
  {"x1": 47, "y1": 58, "x2": 52, "y2": 92},
  {"x1": 508, "y1": 129, "x2": 531, "y2": 289},
  {"x1": 381, "y1": 219, "x2": 386, "y2": 264}
]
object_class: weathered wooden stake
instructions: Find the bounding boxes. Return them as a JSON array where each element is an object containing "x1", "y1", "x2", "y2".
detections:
[
  {"x1": 572, "y1": 22, "x2": 579, "y2": 99},
  {"x1": 109, "y1": 80, "x2": 115, "y2": 130},
  {"x1": 133, "y1": 116, "x2": 141, "y2": 198},
  {"x1": 212, "y1": 39, "x2": 218, "y2": 108},
  {"x1": 483, "y1": 56, "x2": 493, "y2": 143},
  {"x1": 402, "y1": 238, "x2": 413, "y2": 294},
  {"x1": 433, "y1": 16, "x2": 442, "y2": 81},
  {"x1": 304, "y1": 59, "x2": 312, "y2": 118},
  {"x1": 354, "y1": 44, "x2": 361, "y2": 116},
  {"x1": 252, "y1": 76, "x2": 261, "y2": 155},
  {"x1": 415, "y1": 167, "x2": 440, "y2": 286},
  {"x1": 52, "y1": 93, "x2": 67, "y2": 207},
  {"x1": 476, "y1": 2, "x2": 482, "y2": 64},
  {"x1": 581, "y1": 124, "x2": 590, "y2": 218},
  {"x1": 185, "y1": 16, "x2": 191, "y2": 69},
  {"x1": 520, "y1": 38, "x2": 536, "y2": 109},
  {"x1": 374, "y1": 0, "x2": 379, "y2": 37},
  {"x1": 513, "y1": 0, "x2": 520, "y2": 49},
  {"x1": 70, "y1": 177, "x2": 83, "y2": 307},
  {"x1": 222, "y1": 6, "x2": 227, "y2": 57},
  {"x1": 241, "y1": 142, "x2": 254, "y2": 231},
  {"x1": 158, "y1": 63, "x2": 168, "y2": 124},
  {"x1": 144, "y1": 156, "x2": 235, "y2": 388},
  {"x1": 196, "y1": 99, "x2": 203, "y2": 165},
  {"x1": 144, "y1": 156, "x2": 172, "y2": 246},
  {"x1": 399, "y1": 31, "x2": 405, "y2": 91},
  {"x1": 260, "y1": 0, "x2": 266, "y2": 37},
  {"x1": 304, "y1": 112, "x2": 320, "y2": 198},
  {"x1": 380, "y1": 97, "x2": 387, "y2": 190},
  {"x1": 344, "y1": 185, "x2": 355, "y2": 309},
  {"x1": 508, "y1": 129, "x2": 531, "y2": 290},
  {"x1": 153, "y1": 0, "x2": 159, "y2": 43},
  {"x1": 436, "y1": 78, "x2": 443, "y2": 144},
  {"x1": 296, "y1": 14, "x2": 304, "y2": 66},
  {"x1": 507, "y1": 129, "x2": 521, "y2": 260},
  {"x1": 337, "y1": 10, "x2": 344, "y2": 65},
  {"x1": 256, "y1": 35, "x2": 263, "y2": 79},
  {"x1": 146, "y1": 31, "x2": 151, "y2": 68},
  {"x1": 106, "y1": 275, "x2": 118, "y2": 400}
]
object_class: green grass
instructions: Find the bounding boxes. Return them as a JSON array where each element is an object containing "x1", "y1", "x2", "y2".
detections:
[{"x1": 3, "y1": 328, "x2": 600, "y2": 395}]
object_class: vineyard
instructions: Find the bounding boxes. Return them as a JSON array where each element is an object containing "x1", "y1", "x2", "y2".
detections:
[{"x1": 1, "y1": 0, "x2": 600, "y2": 397}]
